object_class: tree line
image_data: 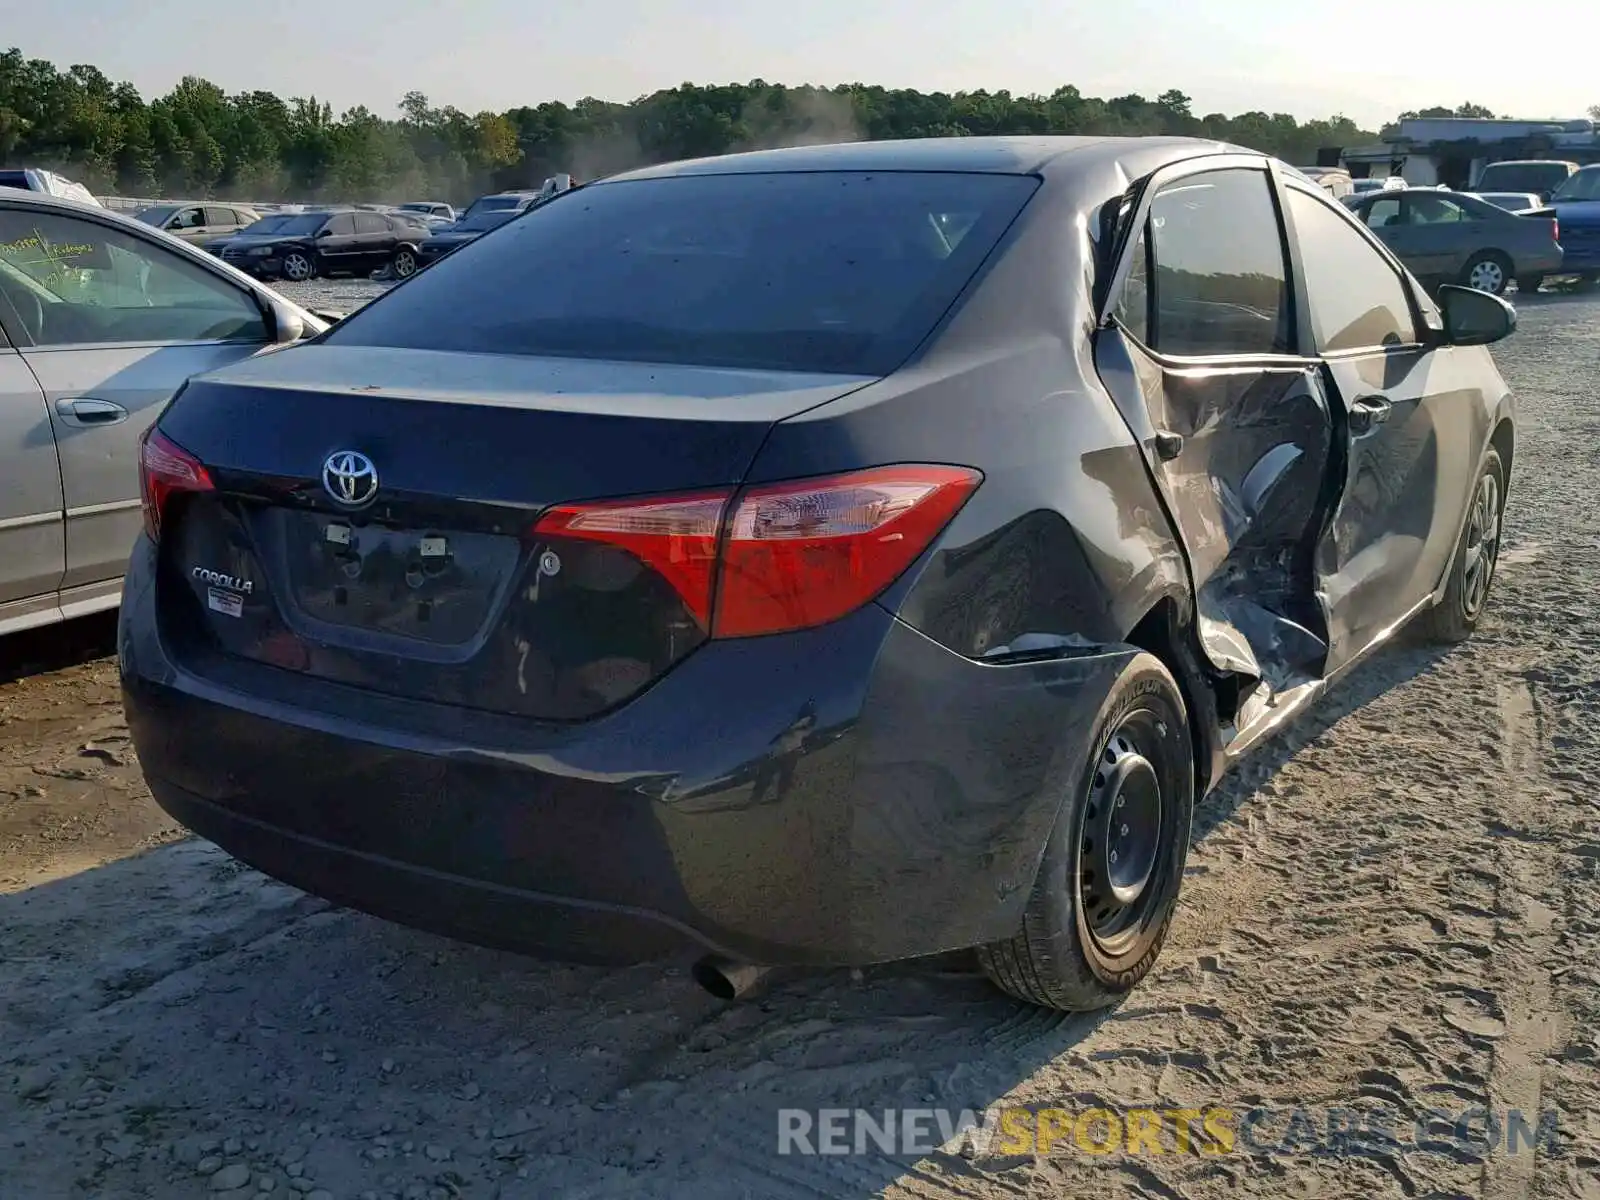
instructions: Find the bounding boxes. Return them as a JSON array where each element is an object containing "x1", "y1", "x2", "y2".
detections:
[{"x1": 0, "y1": 47, "x2": 1515, "y2": 204}]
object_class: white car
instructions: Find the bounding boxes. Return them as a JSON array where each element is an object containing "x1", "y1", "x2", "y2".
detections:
[
  {"x1": 0, "y1": 190, "x2": 330, "y2": 635},
  {"x1": 0, "y1": 168, "x2": 102, "y2": 207}
]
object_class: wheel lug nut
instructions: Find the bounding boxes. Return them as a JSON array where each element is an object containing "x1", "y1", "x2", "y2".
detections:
[
  {"x1": 1116, "y1": 797, "x2": 1125, "y2": 809},
  {"x1": 1120, "y1": 824, "x2": 1129, "y2": 836},
  {"x1": 1110, "y1": 851, "x2": 1119, "y2": 864}
]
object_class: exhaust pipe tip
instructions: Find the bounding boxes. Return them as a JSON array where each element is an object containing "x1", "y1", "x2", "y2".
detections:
[{"x1": 691, "y1": 955, "x2": 774, "y2": 1001}]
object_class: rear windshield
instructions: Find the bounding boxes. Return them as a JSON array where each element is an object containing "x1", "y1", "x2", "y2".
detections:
[
  {"x1": 326, "y1": 170, "x2": 1039, "y2": 375},
  {"x1": 1478, "y1": 163, "x2": 1571, "y2": 191}
]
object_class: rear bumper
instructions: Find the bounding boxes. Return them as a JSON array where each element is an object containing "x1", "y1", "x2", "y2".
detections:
[
  {"x1": 119, "y1": 537, "x2": 1131, "y2": 966},
  {"x1": 1515, "y1": 245, "x2": 1565, "y2": 274}
]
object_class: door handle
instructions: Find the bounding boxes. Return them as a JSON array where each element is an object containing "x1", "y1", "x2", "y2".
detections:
[
  {"x1": 55, "y1": 397, "x2": 128, "y2": 427},
  {"x1": 1348, "y1": 395, "x2": 1391, "y2": 435}
]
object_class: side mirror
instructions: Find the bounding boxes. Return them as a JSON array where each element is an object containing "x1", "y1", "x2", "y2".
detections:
[
  {"x1": 318, "y1": 228, "x2": 335, "y2": 238},
  {"x1": 308, "y1": 309, "x2": 345, "y2": 324},
  {"x1": 265, "y1": 296, "x2": 306, "y2": 344},
  {"x1": 1436, "y1": 285, "x2": 1516, "y2": 346}
]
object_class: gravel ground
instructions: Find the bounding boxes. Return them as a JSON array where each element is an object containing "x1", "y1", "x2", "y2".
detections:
[
  {"x1": 2, "y1": 289, "x2": 1599, "y2": 1199},
  {"x1": 274, "y1": 278, "x2": 391, "y2": 316}
]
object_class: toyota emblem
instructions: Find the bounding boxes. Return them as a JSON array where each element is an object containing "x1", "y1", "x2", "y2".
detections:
[{"x1": 322, "y1": 450, "x2": 379, "y2": 509}]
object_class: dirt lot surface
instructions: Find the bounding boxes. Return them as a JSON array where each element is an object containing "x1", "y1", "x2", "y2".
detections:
[{"x1": 3, "y1": 284, "x2": 1599, "y2": 1199}]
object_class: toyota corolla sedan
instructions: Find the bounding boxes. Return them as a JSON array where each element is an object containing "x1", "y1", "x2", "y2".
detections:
[{"x1": 119, "y1": 137, "x2": 1516, "y2": 1012}]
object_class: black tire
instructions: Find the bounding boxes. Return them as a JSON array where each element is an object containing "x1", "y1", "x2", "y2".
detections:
[
  {"x1": 1516, "y1": 275, "x2": 1542, "y2": 295},
  {"x1": 1460, "y1": 251, "x2": 1512, "y2": 296},
  {"x1": 392, "y1": 247, "x2": 418, "y2": 279},
  {"x1": 977, "y1": 652, "x2": 1195, "y2": 1011},
  {"x1": 1417, "y1": 448, "x2": 1505, "y2": 644}
]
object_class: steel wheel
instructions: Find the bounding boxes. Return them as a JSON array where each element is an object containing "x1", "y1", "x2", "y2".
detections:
[
  {"x1": 392, "y1": 249, "x2": 418, "y2": 278},
  {"x1": 1461, "y1": 469, "x2": 1501, "y2": 619},
  {"x1": 977, "y1": 652, "x2": 1194, "y2": 1011},
  {"x1": 1079, "y1": 708, "x2": 1168, "y2": 954},
  {"x1": 282, "y1": 252, "x2": 315, "y2": 282}
]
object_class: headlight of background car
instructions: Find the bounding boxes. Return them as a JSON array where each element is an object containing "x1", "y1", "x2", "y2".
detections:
[{"x1": 246, "y1": 246, "x2": 272, "y2": 256}]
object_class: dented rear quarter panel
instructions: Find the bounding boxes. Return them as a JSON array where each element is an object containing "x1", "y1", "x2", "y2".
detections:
[{"x1": 752, "y1": 145, "x2": 1198, "y2": 662}]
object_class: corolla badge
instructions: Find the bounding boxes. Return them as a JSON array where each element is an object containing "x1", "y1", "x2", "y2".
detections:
[{"x1": 322, "y1": 450, "x2": 379, "y2": 508}]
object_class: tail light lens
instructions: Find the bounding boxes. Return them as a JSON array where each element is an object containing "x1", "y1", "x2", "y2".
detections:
[
  {"x1": 1552, "y1": 216, "x2": 1560, "y2": 243},
  {"x1": 139, "y1": 428, "x2": 213, "y2": 543},
  {"x1": 532, "y1": 492, "x2": 726, "y2": 628},
  {"x1": 532, "y1": 465, "x2": 981, "y2": 639}
]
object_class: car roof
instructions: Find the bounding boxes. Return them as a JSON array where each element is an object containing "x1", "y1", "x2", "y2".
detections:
[{"x1": 605, "y1": 135, "x2": 1251, "y2": 182}]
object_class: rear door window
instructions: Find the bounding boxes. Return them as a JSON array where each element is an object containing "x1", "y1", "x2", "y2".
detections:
[
  {"x1": 1363, "y1": 197, "x2": 1403, "y2": 229},
  {"x1": 353, "y1": 213, "x2": 388, "y2": 235},
  {"x1": 1145, "y1": 167, "x2": 1292, "y2": 357},
  {"x1": 1284, "y1": 187, "x2": 1417, "y2": 353},
  {"x1": 1408, "y1": 195, "x2": 1472, "y2": 224},
  {"x1": 324, "y1": 171, "x2": 1040, "y2": 376}
]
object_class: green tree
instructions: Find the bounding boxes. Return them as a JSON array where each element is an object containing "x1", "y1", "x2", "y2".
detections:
[{"x1": 0, "y1": 45, "x2": 1388, "y2": 203}]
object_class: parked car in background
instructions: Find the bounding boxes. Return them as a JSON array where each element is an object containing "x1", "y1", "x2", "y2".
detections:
[
  {"x1": 204, "y1": 212, "x2": 342, "y2": 267},
  {"x1": 136, "y1": 202, "x2": 262, "y2": 244},
  {"x1": 415, "y1": 192, "x2": 543, "y2": 266},
  {"x1": 202, "y1": 212, "x2": 329, "y2": 261},
  {"x1": 1548, "y1": 165, "x2": 1600, "y2": 285},
  {"x1": 119, "y1": 137, "x2": 1517, "y2": 1014},
  {"x1": 1470, "y1": 192, "x2": 1545, "y2": 214},
  {"x1": 0, "y1": 168, "x2": 102, "y2": 207},
  {"x1": 0, "y1": 189, "x2": 327, "y2": 637},
  {"x1": 398, "y1": 201, "x2": 455, "y2": 223},
  {"x1": 1471, "y1": 159, "x2": 1577, "y2": 204},
  {"x1": 1351, "y1": 177, "x2": 1406, "y2": 196},
  {"x1": 1296, "y1": 166, "x2": 1353, "y2": 198},
  {"x1": 218, "y1": 209, "x2": 428, "y2": 281},
  {"x1": 1344, "y1": 187, "x2": 1561, "y2": 295}
]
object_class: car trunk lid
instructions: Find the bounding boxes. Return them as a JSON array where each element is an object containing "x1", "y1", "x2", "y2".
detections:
[{"x1": 155, "y1": 345, "x2": 872, "y2": 721}]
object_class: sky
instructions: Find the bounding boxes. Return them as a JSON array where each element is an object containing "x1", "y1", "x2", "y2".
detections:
[{"x1": 3, "y1": 0, "x2": 1594, "y2": 133}]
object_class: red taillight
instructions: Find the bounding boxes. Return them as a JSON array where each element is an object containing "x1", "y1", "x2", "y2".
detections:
[
  {"x1": 138, "y1": 428, "x2": 213, "y2": 543},
  {"x1": 531, "y1": 465, "x2": 982, "y2": 639},
  {"x1": 1552, "y1": 216, "x2": 1560, "y2": 243},
  {"x1": 532, "y1": 491, "x2": 727, "y2": 628},
  {"x1": 714, "y1": 466, "x2": 981, "y2": 637}
]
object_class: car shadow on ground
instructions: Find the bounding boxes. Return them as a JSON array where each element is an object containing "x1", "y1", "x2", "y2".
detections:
[
  {"x1": 1516, "y1": 284, "x2": 1598, "y2": 306},
  {"x1": 0, "y1": 611, "x2": 118, "y2": 687}
]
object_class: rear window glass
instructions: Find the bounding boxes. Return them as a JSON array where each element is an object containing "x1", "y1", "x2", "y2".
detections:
[
  {"x1": 1477, "y1": 164, "x2": 1570, "y2": 192},
  {"x1": 326, "y1": 171, "x2": 1040, "y2": 375}
]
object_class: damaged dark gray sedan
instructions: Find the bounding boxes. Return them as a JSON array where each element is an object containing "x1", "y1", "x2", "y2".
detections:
[{"x1": 119, "y1": 136, "x2": 1516, "y2": 1012}]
